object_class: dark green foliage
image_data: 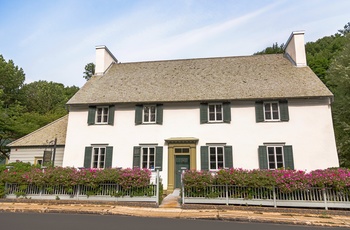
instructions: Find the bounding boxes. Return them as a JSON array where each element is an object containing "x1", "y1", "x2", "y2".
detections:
[
  {"x1": 20, "y1": 81, "x2": 78, "y2": 115},
  {"x1": 83, "y1": 62, "x2": 95, "y2": 81},
  {"x1": 325, "y1": 34, "x2": 350, "y2": 167},
  {"x1": 254, "y1": 42, "x2": 284, "y2": 55},
  {"x1": 306, "y1": 34, "x2": 347, "y2": 82},
  {"x1": 0, "y1": 55, "x2": 25, "y2": 107}
]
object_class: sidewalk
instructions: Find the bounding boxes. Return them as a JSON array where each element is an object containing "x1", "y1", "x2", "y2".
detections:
[{"x1": 1, "y1": 199, "x2": 350, "y2": 228}]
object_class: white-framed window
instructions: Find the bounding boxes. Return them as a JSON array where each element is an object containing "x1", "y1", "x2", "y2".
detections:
[
  {"x1": 264, "y1": 102, "x2": 280, "y2": 121},
  {"x1": 143, "y1": 105, "x2": 156, "y2": 123},
  {"x1": 209, "y1": 146, "x2": 224, "y2": 170},
  {"x1": 267, "y1": 146, "x2": 284, "y2": 169},
  {"x1": 92, "y1": 147, "x2": 106, "y2": 169},
  {"x1": 96, "y1": 106, "x2": 109, "y2": 124},
  {"x1": 34, "y1": 157, "x2": 43, "y2": 166},
  {"x1": 208, "y1": 103, "x2": 223, "y2": 122},
  {"x1": 141, "y1": 146, "x2": 155, "y2": 169}
]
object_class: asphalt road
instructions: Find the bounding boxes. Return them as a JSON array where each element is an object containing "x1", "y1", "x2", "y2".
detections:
[{"x1": 0, "y1": 212, "x2": 347, "y2": 230}]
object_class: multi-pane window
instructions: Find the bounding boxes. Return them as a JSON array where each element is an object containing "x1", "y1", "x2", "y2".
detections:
[
  {"x1": 96, "y1": 107, "x2": 109, "y2": 124},
  {"x1": 92, "y1": 147, "x2": 106, "y2": 169},
  {"x1": 264, "y1": 102, "x2": 279, "y2": 121},
  {"x1": 209, "y1": 146, "x2": 224, "y2": 170},
  {"x1": 142, "y1": 147, "x2": 155, "y2": 169},
  {"x1": 267, "y1": 146, "x2": 284, "y2": 169},
  {"x1": 208, "y1": 104, "x2": 223, "y2": 122},
  {"x1": 143, "y1": 105, "x2": 156, "y2": 123}
]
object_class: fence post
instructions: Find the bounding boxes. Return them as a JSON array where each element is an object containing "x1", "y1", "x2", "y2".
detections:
[
  {"x1": 4, "y1": 182, "x2": 7, "y2": 198},
  {"x1": 225, "y1": 184, "x2": 229, "y2": 205},
  {"x1": 323, "y1": 188, "x2": 328, "y2": 210},
  {"x1": 155, "y1": 168, "x2": 160, "y2": 207},
  {"x1": 273, "y1": 186, "x2": 277, "y2": 208},
  {"x1": 181, "y1": 168, "x2": 186, "y2": 206},
  {"x1": 76, "y1": 184, "x2": 80, "y2": 200}
]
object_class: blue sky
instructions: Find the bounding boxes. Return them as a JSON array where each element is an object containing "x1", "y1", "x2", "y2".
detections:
[{"x1": 0, "y1": 0, "x2": 349, "y2": 87}]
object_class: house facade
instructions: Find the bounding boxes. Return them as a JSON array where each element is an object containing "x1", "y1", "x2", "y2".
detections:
[{"x1": 61, "y1": 31, "x2": 339, "y2": 192}]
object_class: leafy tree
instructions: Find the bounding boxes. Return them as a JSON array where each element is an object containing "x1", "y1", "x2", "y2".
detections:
[
  {"x1": 325, "y1": 34, "x2": 350, "y2": 167},
  {"x1": 338, "y1": 22, "x2": 350, "y2": 36},
  {"x1": 254, "y1": 42, "x2": 284, "y2": 55},
  {"x1": 20, "y1": 81, "x2": 78, "y2": 115},
  {"x1": 306, "y1": 34, "x2": 347, "y2": 82},
  {"x1": 83, "y1": 62, "x2": 95, "y2": 81},
  {"x1": 0, "y1": 55, "x2": 25, "y2": 107}
]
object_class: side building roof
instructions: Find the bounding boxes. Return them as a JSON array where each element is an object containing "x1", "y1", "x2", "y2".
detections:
[
  {"x1": 7, "y1": 115, "x2": 68, "y2": 147},
  {"x1": 67, "y1": 54, "x2": 333, "y2": 105}
]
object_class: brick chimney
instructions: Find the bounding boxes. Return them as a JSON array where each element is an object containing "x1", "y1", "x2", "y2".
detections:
[
  {"x1": 284, "y1": 31, "x2": 307, "y2": 67},
  {"x1": 95, "y1": 45, "x2": 118, "y2": 75}
]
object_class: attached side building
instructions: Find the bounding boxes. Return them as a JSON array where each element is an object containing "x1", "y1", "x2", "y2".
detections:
[{"x1": 7, "y1": 115, "x2": 68, "y2": 166}]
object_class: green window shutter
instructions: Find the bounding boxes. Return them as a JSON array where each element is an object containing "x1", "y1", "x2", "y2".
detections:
[
  {"x1": 200, "y1": 146, "x2": 209, "y2": 170},
  {"x1": 135, "y1": 105, "x2": 143, "y2": 125},
  {"x1": 87, "y1": 106, "x2": 96, "y2": 125},
  {"x1": 279, "y1": 100, "x2": 289, "y2": 121},
  {"x1": 108, "y1": 105, "x2": 115, "y2": 125},
  {"x1": 105, "y1": 146, "x2": 113, "y2": 168},
  {"x1": 283, "y1": 145, "x2": 294, "y2": 170},
  {"x1": 258, "y1": 146, "x2": 268, "y2": 169},
  {"x1": 223, "y1": 102, "x2": 231, "y2": 123},
  {"x1": 133, "y1": 146, "x2": 141, "y2": 168},
  {"x1": 156, "y1": 104, "x2": 163, "y2": 125},
  {"x1": 84, "y1": 147, "x2": 92, "y2": 168},
  {"x1": 200, "y1": 103, "x2": 208, "y2": 124},
  {"x1": 155, "y1": 146, "x2": 163, "y2": 171},
  {"x1": 224, "y1": 146, "x2": 233, "y2": 168},
  {"x1": 255, "y1": 101, "x2": 264, "y2": 122}
]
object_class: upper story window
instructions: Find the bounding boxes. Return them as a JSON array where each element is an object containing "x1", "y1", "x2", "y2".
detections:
[
  {"x1": 87, "y1": 105, "x2": 115, "y2": 126},
  {"x1": 208, "y1": 104, "x2": 223, "y2": 122},
  {"x1": 258, "y1": 144, "x2": 294, "y2": 170},
  {"x1": 143, "y1": 105, "x2": 156, "y2": 123},
  {"x1": 255, "y1": 100, "x2": 289, "y2": 122},
  {"x1": 96, "y1": 106, "x2": 109, "y2": 124},
  {"x1": 264, "y1": 102, "x2": 280, "y2": 121},
  {"x1": 135, "y1": 104, "x2": 163, "y2": 125},
  {"x1": 200, "y1": 102, "x2": 231, "y2": 124}
]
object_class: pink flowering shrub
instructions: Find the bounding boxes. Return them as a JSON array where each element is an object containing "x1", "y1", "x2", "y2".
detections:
[
  {"x1": 0, "y1": 164, "x2": 150, "y2": 190},
  {"x1": 183, "y1": 168, "x2": 350, "y2": 193}
]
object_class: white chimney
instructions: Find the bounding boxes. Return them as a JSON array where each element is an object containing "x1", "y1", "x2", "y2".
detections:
[
  {"x1": 95, "y1": 45, "x2": 118, "y2": 75},
  {"x1": 284, "y1": 31, "x2": 307, "y2": 67}
]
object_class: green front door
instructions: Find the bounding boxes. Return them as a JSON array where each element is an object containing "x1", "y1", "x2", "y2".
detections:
[{"x1": 175, "y1": 155, "x2": 190, "y2": 188}]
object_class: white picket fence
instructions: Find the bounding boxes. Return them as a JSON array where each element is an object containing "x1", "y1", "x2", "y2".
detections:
[
  {"x1": 182, "y1": 185, "x2": 350, "y2": 210},
  {"x1": 5, "y1": 182, "x2": 160, "y2": 203}
]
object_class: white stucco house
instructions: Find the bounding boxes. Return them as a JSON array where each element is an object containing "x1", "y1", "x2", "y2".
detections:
[{"x1": 8, "y1": 31, "x2": 339, "y2": 192}]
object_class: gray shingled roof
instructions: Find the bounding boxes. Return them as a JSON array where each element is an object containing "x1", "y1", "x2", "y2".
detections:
[
  {"x1": 67, "y1": 54, "x2": 332, "y2": 105},
  {"x1": 7, "y1": 115, "x2": 68, "y2": 147}
]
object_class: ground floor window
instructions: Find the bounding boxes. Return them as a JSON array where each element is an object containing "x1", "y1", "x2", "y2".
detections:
[
  {"x1": 141, "y1": 146, "x2": 155, "y2": 169},
  {"x1": 267, "y1": 146, "x2": 284, "y2": 169},
  {"x1": 209, "y1": 146, "x2": 224, "y2": 170},
  {"x1": 34, "y1": 157, "x2": 43, "y2": 166},
  {"x1": 258, "y1": 145, "x2": 294, "y2": 170},
  {"x1": 92, "y1": 147, "x2": 106, "y2": 169}
]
